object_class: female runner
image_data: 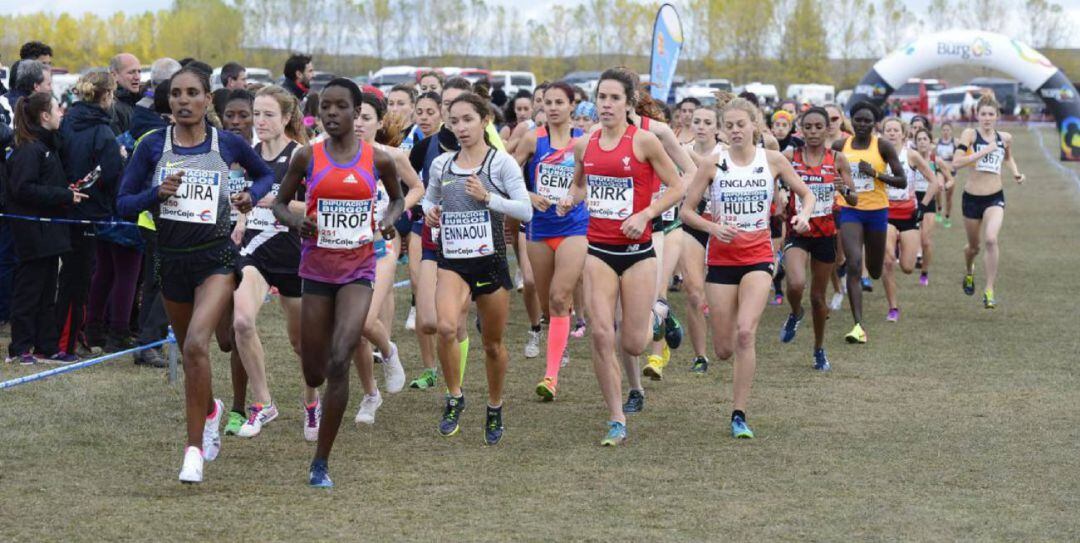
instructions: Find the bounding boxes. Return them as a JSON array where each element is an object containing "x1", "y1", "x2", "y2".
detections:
[
  {"x1": 272, "y1": 78, "x2": 404, "y2": 487},
  {"x1": 422, "y1": 92, "x2": 533, "y2": 444},
  {"x1": 117, "y1": 67, "x2": 274, "y2": 483},
  {"x1": 557, "y1": 68, "x2": 684, "y2": 446},
  {"x1": 951, "y1": 95, "x2": 1025, "y2": 308},
  {"x1": 404, "y1": 92, "x2": 442, "y2": 334},
  {"x1": 681, "y1": 97, "x2": 815, "y2": 439},
  {"x1": 388, "y1": 84, "x2": 421, "y2": 151},
  {"x1": 912, "y1": 127, "x2": 952, "y2": 286},
  {"x1": 935, "y1": 122, "x2": 958, "y2": 227}
]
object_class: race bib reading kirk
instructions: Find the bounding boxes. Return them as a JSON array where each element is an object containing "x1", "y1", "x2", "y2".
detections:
[
  {"x1": 158, "y1": 167, "x2": 221, "y2": 224},
  {"x1": 441, "y1": 210, "x2": 494, "y2": 259},
  {"x1": 587, "y1": 175, "x2": 633, "y2": 220},
  {"x1": 317, "y1": 198, "x2": 373, "y2": 249}
]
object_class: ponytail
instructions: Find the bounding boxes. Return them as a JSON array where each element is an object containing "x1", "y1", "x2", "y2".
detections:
[{"x1": 13, "y1": 92, "x2": 54, "y2": 146}]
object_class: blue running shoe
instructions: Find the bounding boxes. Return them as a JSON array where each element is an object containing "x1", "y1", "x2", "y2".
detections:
[
  {"x1": 484, "y1": 405, "x2": 504, "y2": 445},
  {"x1": 861, "y1": 277, "x2": 873, "y2": 292},
  {"x1": 731, "y1": 416, "x2": 754, "y2": 439},
  {"x1": 309, "y1": 459, "x2": 333, "y2": 488},
  {"x1": 623, "y1": 389, "x2": 644, "y2": 414},
  {"x1": 601, "y1": 421, "x2": 627, "y2": 446},
  {"x1": 439, "y1": 395, "x2": 465, "y2": 436},
  {"x1": 651, "y1": 311, "x2": 664, "y2": 342},
  {"x1": 779, "y1": 311, "x2": 803, "y2": 343},
  {"x1": 813, "y1": 349, "x2": 831, "y2": 371},
  {"x1": 690, "y1": 356, "x2": 709, "y2": 374},
  {"x1": 963, "y1": 274, "x2": 975, "y2": 296},
  {"x1": 664, "y1": 312, "x2": 683, "y2": 349}
]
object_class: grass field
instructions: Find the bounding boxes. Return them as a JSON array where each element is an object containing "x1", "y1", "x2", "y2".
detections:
[{"x1": 2, "y1": 126, "x2": 1079, "y2": 542}]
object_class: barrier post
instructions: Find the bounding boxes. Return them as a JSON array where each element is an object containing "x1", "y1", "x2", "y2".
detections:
[{"x1": 166, "y1": 327, "x2": 179, "y2": 384}]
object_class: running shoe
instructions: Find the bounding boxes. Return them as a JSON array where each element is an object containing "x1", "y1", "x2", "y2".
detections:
[
  {"x1": 919, "y1": 273, "x2": 929, "y2": 287},
  {"x1": 963, "y1": 274, "x2": 975, "y2": 296},
  {"x1": 560, "y1": 349, "x2": 570, "y2": 368},
  {"x1": 515, "y1": 269, "x2": 524, "y2": 291},
  {"x1": 780, "y1": 311, "x2": 803, "y2": 343},
  {"x1": 861, "y1": 277, "x2": 873, "y2": 292},
  {"x1": 405, "y1": 305, "x2": 416, "y2": 331},
  {"x1": 943, "y1": 216, "x2": 952, "y2": 228},
  {"x1": 382, "y1": 342, "x2": 406, "y2": 393},
  {"x1": 9, "y1": 352, "x2": 36, "y2": 365},
  {"x1": 651, "y1": 311, "x2": 665, "y2": 342},
  {"x1": 178, "y1": 446, "x2": 204, "y2": 484},
  {"x1": 664, "y1": 312, "x2": 683, "y2": 349},
  {"x1": 224, "y1": 410, "x2": 245, "y2": 436},
  {"x1": 642, "y1": 355, "x2": 665, "y2": 381},
  {"x1": 203, "y1": 399, "x2": 224, "y2": 461},
  {"x1": 304, "y1": 399, "x2": 321, "y2": 442},
  {"x1": 484, "y1": 405, "x2": 504, "y2": 445},
  {"x1": 769, "y1": 292, "x2": 783, "y2": 305},
  {"x1": 829, "y1": 292, "x2": 844, "y2": 311},
  {"x1": 524, "y1": 329, "x2": 541, "y2": 359},
  {"x1": 354, "y1": 392, "x2": 383, "y2": 425},
  {"x1": 731, "y1": 416, "x2": 755, "y2": 439},
  {"x1": 623, "y1": 389, "x2": 644, "y2": 414},
  {"x1": 935, "y1": 214, "x2": 943, "y2": 224},
  {"x1": 601, "y1": 420, "x2": 627, "y2": 447},
  {"x1": 983, "y1": 289, "x2": 996, "y2": 309},
  {"x1": 571, "y1": 319, "x2": 587, "y2": 338},
  {"x1": 43, "y1": 351, "x2": 79, "y2": 365},
  {"x1": 845, "y1": 323, "x2": 867, "y2": 344},
  {"x1": 535, "y1": 377, "x2": 557, "y2": 401},
  {"x1": 309, "y1": 458, "x2": 333, "y2": 488},
  {"x1": 690, "y1": 356, "x2": 709, "y2": 374},
  {"x1": 669, "y1": 274, "x2": 683, "y2": 292},
  {"x1": 915, "y1": 255, "x2": 923, "y2": 269},
  {"x1": 661, "y1": 344, "x2": 671, "y2": 365},
  {"x1": 409, "y1": 368, "x2": 438, "y2": 390},
  {"x1": 238, "y1": 402, "x2": 279, "y2": 438},
  {"x1": 886, "y1": 308, "x2": 900, "y2": 322},
  {"x1": 439, "y1": 395, "x2": 465, "y2": 436},
  {"x1": 813, "y1": 349, "x2": 831, "y2": 372}
]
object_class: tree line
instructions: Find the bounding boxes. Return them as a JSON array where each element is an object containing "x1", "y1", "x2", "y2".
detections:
[{"x1": 0, "y1": 0, "x2": 1074, "y2": 89}]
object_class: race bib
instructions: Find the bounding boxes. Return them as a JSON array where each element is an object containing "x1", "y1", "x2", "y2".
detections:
[
  {"x1": 586, "y1": 175, "x2": 634, "y2": 220},
  {"x1": 887, "y1": 183, "x2": 910, "y2": 201},
  {"x1": 247, "y1": 184, "x2": 287, "y2": 232},
  {"x1": 441, "y1": 210, "x2": 494, "y2": 259},
  {"x1": 912, "y1": 171, "x2": 931, "y2": 193},
  {"x1": 976, "y1": 148, "x2": 1004, "y2": 174},
  {"x1": 227, "y1": 170, "x2": 247, "y2": 223},
  {"x1": 158, "y1": 167, "x2": 221, "y2": 224},
  {"x1": 317, "y1": 198, "x2": 373, "y2": 249},
  {"x1": 852, "y1": 171, "x2": 876, "y2": 193},
  {"x1": 536, "y1": 163, "x2": 574, "y2": 202},
  {"x1": 653, "y1": 184, "x2": 676, "y2": 221},
  {"x1": 374, "y1": 185, "x2": 389, "y2": 224},
  {"x1": 796, "y1": 183, "x2": 836, "y2": 218},
  {"x1": 711, "y1": 181, "x2": 770, "y2": 232}
]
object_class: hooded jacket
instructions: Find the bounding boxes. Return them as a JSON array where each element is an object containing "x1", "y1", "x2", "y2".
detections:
[
  {"x1": 109, "y1": 86, "x2": 143, "y2": 136},
  {"x1": 59, "y1": 101, "x2": 123, "y2": 220},
  {"x1": 3, "y1": 125, "x2": 72, "y2": 260}
]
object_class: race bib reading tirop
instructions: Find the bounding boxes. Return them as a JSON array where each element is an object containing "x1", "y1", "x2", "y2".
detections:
[
  {"x1": 158, "y1": 167, "x2": 221, "y2": 224},
  {"x1": 247, "y1": 184, "x2": 287, "y2": 232},
  {"x1": 317, "y1": 198, "x2": 373, "y2": 249},
  {"x1": 796, "y1": 183, "x2": 836, "y2": 218},
  {"x1": 536, "y1": 163, "x2": 574, "y2": 202},
  {"x1": 852, "y1": 171, "x2": 876, "y2": 193},
  {"x1": 440, "y1": 210, "x2": 494, "y2": 259},
  {"x1": 586, "y1": 175, "x2": 633, "y2": 220}
]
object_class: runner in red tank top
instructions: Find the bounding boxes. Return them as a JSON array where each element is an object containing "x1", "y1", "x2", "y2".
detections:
[
  {"x1": 273, "y1": 79, "x2": 404, "y2": 488},
  {"x1": 778, "y1": 107, "x2": 857, "y2": 371},
  {"x1": 556, "y1": 69, "x2": 684, "y2": 446},
  {"x1": 680, "y1": 97, "x2": 816, "y2": 440}
]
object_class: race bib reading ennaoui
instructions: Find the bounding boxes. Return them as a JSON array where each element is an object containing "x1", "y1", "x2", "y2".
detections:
[
  {"x1": 586, "y1": 175, "x2": 633, "y2": 220},
  {"x1": 158, "y1": 167, "x2": 221, "y2": 224},
  {"x1": 440, "y1": 210, "x2": 494, "y2": 259},
  {"x1": 317, "y1": 198, "x2": 373, "y2": 249}
]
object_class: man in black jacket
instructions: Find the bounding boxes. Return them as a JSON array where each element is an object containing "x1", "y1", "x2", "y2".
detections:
[
  {"x1": 109, "y1": 53, "x2": 143, "y2": 136},
  {"x1": 282, "y1": 54, "x2": 314, "y2": 103}
]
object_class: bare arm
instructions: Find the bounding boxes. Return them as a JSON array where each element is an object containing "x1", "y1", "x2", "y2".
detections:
[
  {"x1": 273, "y1": 145, "x2": 317, "y2": 238},
  {"x1": 1002, "y1": 132, "x2": 1025, "y2": 184},
  {"x1": 678, "y1": 153, "x2": 717, "y2": 233},
  {"x1": 950, "y1": 129, "x2": 985, "y2": 169},
  {"x1": 877, "y1": 139, "x2": 908, "y2": 189},
  {"x1": 374, "y1": 146, "x2": 404, "y2": 238},
  {"x1": 834, "y1": 152, "x2": 858, "y2": 206},
  {"x1": 908, "y1": 149, "x2": 940, "y2": 203},
  {"x1": 768, "y1": 150, "x2": 814, "y2": 234}
]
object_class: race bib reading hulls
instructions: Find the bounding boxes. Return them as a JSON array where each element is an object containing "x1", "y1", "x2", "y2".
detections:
[
  {"x1": 711, "y1": 177, "x2": 770, "y2": 232},
  {"x1": 317, "y1": 198, "x2": 374, "y2": 249},
  {"x1": 247, "y1": 183, "x2": 288, "y2": 232},
  {"x1": 536, "y1": 163, "x2": 574, "y2": 202},
  {"x1": 158, "y1": 167, "x2": 221, "y2": 224},
  {"x1": 441, "y1": 210, "x2": 494, "y2": 259},
  {"x1": 587, "y1": 175, "x2": 633, "y2": 220},
  {"x1": 227, "y1": 170, "x2": 247, "y2": 223},
  {"x1": 796, "y1": 182, "x2": 836, "y2": 218}
]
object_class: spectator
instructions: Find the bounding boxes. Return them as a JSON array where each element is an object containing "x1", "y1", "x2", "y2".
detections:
[
  {"x1": 3, "y1": 92, "x2": 82, "y2": 364},
  {"x1": 129, "y1": 58, "x2": 180, "y2": 145},
  {"x1": 282, "y1": 54, "x2": 313, "y2": 102},
  {"x1": 109, "y1": 53, "x2": 144, "y2": 136},
  {"x1": 220, "y1": 62, "x2": 247, "y2": 90},
  {"x1": 2, "y1": 60, "x2": 53, "y2": 133},
  {"x1": 5, "y1": 41, "x2": 52, "y2": 92}
]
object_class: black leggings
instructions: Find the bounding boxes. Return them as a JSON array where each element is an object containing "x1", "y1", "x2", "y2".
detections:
[{"x1": 9, "y1": 255, "x2": 61, "y2": 357}]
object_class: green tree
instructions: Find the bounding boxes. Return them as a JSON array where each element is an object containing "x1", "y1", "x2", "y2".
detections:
[{"x1": 780, "y1": 0, "x2": 830, "y2": 86}]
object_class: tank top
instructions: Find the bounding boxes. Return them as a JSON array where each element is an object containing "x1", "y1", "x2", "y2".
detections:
[
  {"x1": 300, "y1": 139, "x2": 378, "y2": 284},
  {"x1": 935, "y1": 138, "x2": 956, "y2": 162},
  {"x1": 433, "y1": 148, "x2": 509, "y2": 269},
  {"x1": 887, "y1": 148, "x2": 917, "y2": 220},
  {"x1": 688, "y1": 142, "x2": 722, "y2": 218},
  {"x1": 707, "y1": 147, "x2": 775, "y2": 266},
  {"x1": 912, "y1": 151, "x2": 936, "y2": 194},
  {"x1": 241, "y1": 141, "x2": 302, "y2": 274},
  {"x1": 840, "y1": 134, "x2": 888, "y2": 211},
  {"x1": 973, "y1": 130, "x2": 1005, "y2": 174},
  {"x1": 399, "y1": 124, "x2": 423, "y2": 151},
  {"x1": 582, "y1": 124, "x2": 658, "y2": 245},
  {"x1": 152, "y1": 126, "x2": 233, "y2": 251},
  {"x1": 789, "y1": 148, "x2": 839, "y2": 238},
  {"x1": 526, "y1": 125, "x2": 588, "y2": 240}
]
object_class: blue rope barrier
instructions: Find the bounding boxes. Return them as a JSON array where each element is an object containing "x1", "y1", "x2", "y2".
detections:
[
  {"x1": 0, "y1": 333, "x2": 176, "y2": 390},
  {"x1": 0, "y1": 213, "x2": 138, "y2": 227}
]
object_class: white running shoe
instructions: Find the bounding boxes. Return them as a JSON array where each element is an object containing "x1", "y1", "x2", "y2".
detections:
[
  {"x1": 354, "y1": 392, "x2": 383, "y2": 425},
  {"x1": 304, "y1": 399, "x2": 321, "y2": 442},
  {"x1": 515, "y1": 269, "x2": 524, "y2": 291},
  {"x1": 237, "y1": 402, "x2": 279, "y2": 438},
  {"x1": 178, "y1": 446, "x2": 204, "y2": 484},
  {"x1": 560, "y1": 349, "x2": 570, "y2": 368},
  {"x1": 382, "y1": 343, "x2": 406, "y2": 393},
  {"x1": 524, "y1": 330, "x2": 541, "y2": 359},
  {"x1": 202, "y1": 399, "x2": 224, "y2": 461},
  {"x1": 405, "y1": 306, "x2": 417, "y2": 331},
  {"x1": 829, "y1": 292, "x2": 844, "y2": 311}
]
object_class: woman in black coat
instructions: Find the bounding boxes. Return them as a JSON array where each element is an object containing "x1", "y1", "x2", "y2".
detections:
[{"x1": 3, "y1": 92, "x2": 87, "y2": 364}]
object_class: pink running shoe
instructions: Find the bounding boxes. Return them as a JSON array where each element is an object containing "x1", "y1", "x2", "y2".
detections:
[
  {"x1": 886, "y1": 308, "x2": 900, "y2": 322},
  {"x1": 919, "y1": 274, "x2": 929, "y2": 287}
]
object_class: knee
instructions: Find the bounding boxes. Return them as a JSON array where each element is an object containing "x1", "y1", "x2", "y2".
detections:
[
  {"x1": 899, "y1": 261, "x2": 915, "y2": 274},
  {"x1": 324, "y1": 358, "x2": 350, "y2": 382},
  {"x1": 182, "y1": 337, "x2": 210, "y2": 364},
  {"x1": 687, "y1": 290, "x2": 706, "y2": 313},
  {"x1": 966, "y1": 244, "x2": 980, "y2": 256},
  {"x1": 548, "y1": 293, "x2": 571, "y2": 316},
  {"x1": 482, "y1": 340, "x2": 504, "y2": 361},
  {"x1": 436, "y1": 320, "x2": 458, "y2": 342},
  {"x1": 787, "y1": 278, "x2": 806, "y2": 294},
  {"x1": 232, "y1": 313, "x2": 256, "y2": 339},
  {"x1": 735, "y1": 326, "x2": 756, "y2": 351},
  {"x1": 590, "y1": 323, "x2": 615, "y2": 348},
  {"x1": 810, "y1": 291, "x2": 826, "y2": 310},
  {"x1": 621, "y1": 330, "x2": 649, "y2": 356},
  {"x1": 713, "y1": 343, "x2": 733, "y2": 361},
  {"x1": 844, "y1": 258, "x2": 861, "y2": 275},
  {"x1": 984, "y1": 236, "x2": 998, "y2": 251}
]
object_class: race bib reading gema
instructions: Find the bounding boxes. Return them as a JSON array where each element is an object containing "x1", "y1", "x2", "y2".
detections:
[{"x1": 536, "y1": 163, "x2": 574, "y2": 202}]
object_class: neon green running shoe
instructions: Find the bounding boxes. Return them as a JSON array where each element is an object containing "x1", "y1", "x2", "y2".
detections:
[
  {"x1": 224, "y1": 410, "x2": 244, "y2": 436},
  {"x1": 983, "y1": 289, "x2": 996, "y2": 309},
  {"x1": 409, "y1": 368, "x2": 438, "y2": 390}
]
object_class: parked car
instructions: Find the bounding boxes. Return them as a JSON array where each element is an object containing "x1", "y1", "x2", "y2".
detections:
[
  {"x1": 735, "y1": 82, "x2": 779, "y2": 105},
  {"x1": 786, "y1": 84, "x2": 835, "y2": 106},
  {"x1": 457, "y1": 69, "x2": 491, "y2": 85},
  {"x1": 564, "y1": 71, "x2": 602, "y2": 97},
  {"x1": 966, "y1": 77, "x2": 1021, "y2": 115},
  {"x1": 492, "y1": 70, "x2": 537, "y2": 95},
  {"x1": 690, "y1": 78, "x2": 733, "y2": 93},
  {"x1": 309, "y1": 72, "x2": 336, "y2": 92},
  {"x1": 211, "y1": 66, "x2": 273, "y2": 90},
  {"x1": 933, "y1": 85, "x2": 983, "y2": 121},
  {"x1": 369, "y1": 65, "x2": 427, "y2": 94}
]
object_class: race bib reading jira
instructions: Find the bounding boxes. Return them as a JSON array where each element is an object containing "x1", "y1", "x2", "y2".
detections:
[
  {"x1": 317, "y1": 198, "x2": 374, "y2": 249},
  {"x1": 536, "y1": 163, "x2": 574, "y2": 202},
  {"x1": 158, "y1": 167, "x2": 221, "y2": 224},
  {"x1": 441, "y1": 210, "x2": 494, "y2": 259},
  {"x1": 586, "y1": 175, "x2": 633, "y2": 220}
]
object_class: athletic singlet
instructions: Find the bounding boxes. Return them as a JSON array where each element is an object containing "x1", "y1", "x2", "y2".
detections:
[
  {"x1": 152, "y1": 126, "x2": 233, "y2": 250},
  {"x1": 973, "y1": 130, "x2": 1005, "y2": 174},
  {"x1": 526, "y1": 125, "x2": 588, "y2": 240},
  {"x1": 707, "y1": 147, "x2": 775, "y2": 266},
  {"x1": 300, "y1": 140, "x2": 378, "y2": 284},
  {"x1": 432, "y1": 149, "x2": 509, "y2": 267},
  {"x1": 912, "y1": 151, "x2": 936, "y2": 193},
  {"x1": 840, "y1": 134, "x2": 888, "y2": 211},
  {"x1": 887, "y1": 148, "x2": 917, "y2": 220},
  {"x1": 241, "y1": 141, "x2": 303, "y2": 274},
  {"x1": 399, "y1": 124, "x2": 423, "y2": 151},
  {"x1": 789, "y1": 148, "x2": 838, "y2": 238},
  {"x1": 688, "y1": 142, "x2": 722, "y2": 218},
  {"x1": 935, "y1": 139, "x2": 956, "y2": 162},
  {"x1": 583, "y1": 123, "x2": 658, "y2": 245},
  {"x1": 639, "y1": 117, "x2": 677, "y2": 227}
]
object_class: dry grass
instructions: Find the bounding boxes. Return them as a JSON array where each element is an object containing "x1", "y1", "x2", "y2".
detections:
[{"x1": 1, "y1": 127, "x2": 1079, "y2": 542}]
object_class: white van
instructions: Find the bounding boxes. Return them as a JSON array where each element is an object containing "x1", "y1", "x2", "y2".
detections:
[
  {"x1": 786, "y1": 84, "x2": 836, "y2": 106},
  {"x1": 735, "y1": 82, "x2": 779, "y2": 105},
  {"x1": 492, "y1": 71, "x2": 536, "y2": 96},
  {"x1": 369, "y1": 65, "x2": 426, "y2": 94}
]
